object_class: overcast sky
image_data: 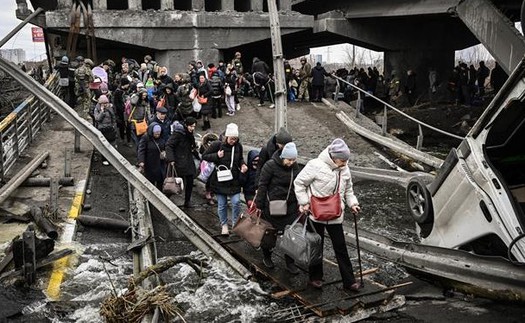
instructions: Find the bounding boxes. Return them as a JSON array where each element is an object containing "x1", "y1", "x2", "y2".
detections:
[{"x1": 0, "y1": 2, "x2": 46, "y2": 61}]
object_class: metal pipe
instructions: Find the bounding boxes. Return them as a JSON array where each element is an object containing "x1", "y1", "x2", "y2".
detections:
[
  {"x1": 0, "y1": 7, "x2": 44, "y2": 48},
  {"x1": 0, "y1": 151, "x2": 49, "y2": 205},
  {"x1": 333, "y1": 75, "x2": 464, "y2": 140}
]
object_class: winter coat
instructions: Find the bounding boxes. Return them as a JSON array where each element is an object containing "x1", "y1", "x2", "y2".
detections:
[
  {"x1": 137, "y1": 123, "x2": 167, "y2": 184},
  {"x1": 196, "y1": 80, "x2": 213, "y2": 115},
  {"x1": 256, "y1": 152, "x2": 300, "y2": 230},
  {"x1": 255, "y1": 134, "x2": 279, "y2": 186},
  {"x1": 165, "y1": 121, "x2": 198, "y2": 177},
  {"x1": 294, "y1": 147, "x2": 359, "y2": 225},
  {"x1": 94, "y1": 103, "x2": 116, "y2": 129},
  {"x1": 311, "y1": 65, "x2": 329, "y2": 86},
  {"x1": 241, "y1": 149, "x2": 260, "y2": 200},
  {"x1": 202, "y1": 140, "x2": 246, "y2": 195},
  {"x1": 252, "y1": 58, "x2": 270, "y2": 76},
  {"x1": 176, "y1": 82, "x2": 194, "y2": 116}
]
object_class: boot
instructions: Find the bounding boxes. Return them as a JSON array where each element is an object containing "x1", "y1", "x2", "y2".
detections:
[
  {"x1": 205, "y1": 120, "x2": 211, "y2": 130},
  {"x1": 221, "y1": 224, "x2": 229, "y2": 235}
]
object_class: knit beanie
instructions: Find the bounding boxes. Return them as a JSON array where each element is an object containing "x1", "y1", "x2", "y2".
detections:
[
  {"x1": 280, "y1": 142, "x2": 297, "y2": 159},
  {"x1": 225, "y1": 123, "x2": 239, "y2": 137},
  {"x1": 275, "y1": 127, "x2": 292, "y2": 145},
  {"x1": 98, "y1": 95, "x2": 109, "y2": 104},
  {"x1": 328, "y1": 138, "x2": 351, "y2": 161},
  {"x1": 99, "y1": 82, "x2": 108, "y2": 93},
  {"x1": 153, "y1": 124, "x2": 162, "y2": 133}
]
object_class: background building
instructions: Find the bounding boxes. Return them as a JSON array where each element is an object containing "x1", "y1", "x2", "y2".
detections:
[{"x1": 0, "y1": 49, "x2": 26, "y2": 65}]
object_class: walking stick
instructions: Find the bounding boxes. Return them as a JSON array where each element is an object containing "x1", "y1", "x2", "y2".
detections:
[{"x1": 353, "y1": 211, "x2": 364, "y2": 287}]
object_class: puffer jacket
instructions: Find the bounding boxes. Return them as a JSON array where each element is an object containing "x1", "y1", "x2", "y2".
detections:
[
  {"x1": 256, "y1": 151, "x2": 299, "y2": 219},
  {"x1": 294, "y1": 147, "x2": 358, "y2": 224},
  {"x1": 202, "y1": 140, "x2": 245, "y2": 195}
]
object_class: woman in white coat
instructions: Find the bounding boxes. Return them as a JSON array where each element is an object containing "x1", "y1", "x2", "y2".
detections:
[{"x1": 294, "y1": 138, "x2": 361, "y2": 291}]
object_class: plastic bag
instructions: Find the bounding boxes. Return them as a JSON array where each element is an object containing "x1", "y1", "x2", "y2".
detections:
[
  {"x1": 197, "y1": 160, "x2": 215, "y2": 182},
  {"x1": 192, "y1": 98, "x2": 202, "y2": 113}
]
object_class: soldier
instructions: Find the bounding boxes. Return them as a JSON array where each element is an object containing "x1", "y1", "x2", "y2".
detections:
[
  {"x1": 74, "y1": 56, "x2": 94, "y2": 120},
  {"x1": 298, "y1": 57, "x2": 312, "y2": 102}
]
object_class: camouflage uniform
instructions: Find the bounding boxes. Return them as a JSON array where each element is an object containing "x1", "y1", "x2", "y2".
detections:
[
  {"x1": 74, "y1": 62, "x2": 94, "y2": 120},
  {"x1": 298, "y1": 60, "x2": 312, "y2": 101}
]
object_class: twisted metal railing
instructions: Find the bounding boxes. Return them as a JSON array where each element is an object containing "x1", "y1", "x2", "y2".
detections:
[
  {"x1": 0, "y1": 71, "x2": 59, "y2": 180},
  {"x1": 332, "y1": 75, "x2": 464, "y2": 150}
]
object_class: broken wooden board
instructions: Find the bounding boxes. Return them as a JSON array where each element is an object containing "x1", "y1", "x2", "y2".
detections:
[{"x1": 185, "y1": 207, "x2": 402, "y2": 318}]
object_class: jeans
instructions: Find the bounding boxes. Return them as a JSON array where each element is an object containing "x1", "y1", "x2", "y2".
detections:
[{"x1": 217, "y1": 193, "x2": 241, "y2": 226}]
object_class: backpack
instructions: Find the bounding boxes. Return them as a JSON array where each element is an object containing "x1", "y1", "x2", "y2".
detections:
[{"x1": 75, "y1": 65, "x2": 87, "y2": 81}]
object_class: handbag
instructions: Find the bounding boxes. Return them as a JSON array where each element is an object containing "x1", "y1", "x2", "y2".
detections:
[
  {"x1": 153, "y1": 140, "x2": 166, "y2": 160},
  {"x1": 197, "y1": 95, "x2": 208, "y2": 104},
  {"x1": 128, "y1": 106, "x2": 147, "y2": 136},
  {"x1": 276, "y1": 214, "x2": 322, "y2": 267},
  {"x1": 163, "y1": 164, "x2": 184, "y2": 195},
  {"x1": 309, "y1": 172, "x2": 342, "y2": 221},
  {"x1": 216, "y1": 146, "x2": 235, "y2": 182},
  {"x1": 232, "y1": 208, "x2": 277, "y2": 249},
  {"x1": 268, "y1": 169, "x2": 293, "y2": 217}
]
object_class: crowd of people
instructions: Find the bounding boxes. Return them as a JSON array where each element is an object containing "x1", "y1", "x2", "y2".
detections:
[
  {"x1": 51, "y1": 52, "x2": 364, "y2": 291},
  {"x1": 48, "y1": 51, "x2": 510, "y2": 291}
]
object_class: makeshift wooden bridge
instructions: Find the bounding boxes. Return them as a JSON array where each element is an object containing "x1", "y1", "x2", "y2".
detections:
[{"x1": 185, "y1": 207, "x2": 406, "y2": 319}]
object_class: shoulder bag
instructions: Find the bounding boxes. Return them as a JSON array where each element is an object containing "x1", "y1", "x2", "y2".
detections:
[
  {"x1": 276, "y1": 213, "x2": 322, "y2": 267},
  {"x1": 232, "y1": 194, "x2": 277, "y2": 249},
  {"x1": 216, "y1": 146, "x2": 234, "y2": 182},
  {"x1": 309, "y1": 172, "x2": 342, "y2": 221},
  {"x1": 128, "y1": 106, "x2": 147, "y2": 136},
  {"x1": 162, "y1": 164, "x2": 184, "y2": 195},
  {"x1": 267, "y1": 169, "x2": 293, "y2": 217}
]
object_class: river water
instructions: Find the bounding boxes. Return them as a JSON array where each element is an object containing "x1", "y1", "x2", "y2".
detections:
[{"x1": 5, "y1": 180, "x2": 414, "y2": 322}]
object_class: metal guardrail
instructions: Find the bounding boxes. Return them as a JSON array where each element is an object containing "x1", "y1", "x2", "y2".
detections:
[
  {"x1": 0, "y1": 71, "x2": 59, "y2": 180},
  {"x1": 333, "y1": 75, "x2": 464, "y2": 149}
]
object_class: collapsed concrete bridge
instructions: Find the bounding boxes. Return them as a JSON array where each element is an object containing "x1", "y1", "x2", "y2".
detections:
[{"x1": 17, "y1": 0, "x2": 525, "y2": 88}]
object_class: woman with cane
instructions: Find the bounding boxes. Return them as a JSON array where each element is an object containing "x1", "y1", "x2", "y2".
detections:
[{"x1": 294, "y1": 138, "x2": 362, "y2": 292}]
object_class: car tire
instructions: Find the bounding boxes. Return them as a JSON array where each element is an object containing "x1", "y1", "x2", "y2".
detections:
[{"x1": 406, "y1": 178, "x2": 434, "y2": 225}]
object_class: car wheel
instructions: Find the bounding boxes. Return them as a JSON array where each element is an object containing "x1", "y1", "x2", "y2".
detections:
[{"x1": 406, "y1": 178, "x2": 433, "y2": 224}]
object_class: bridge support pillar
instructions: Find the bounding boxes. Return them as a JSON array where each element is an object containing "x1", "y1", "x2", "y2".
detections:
[
  {"x1": 57, "y1": 0, "x2": 70, "y2": 10},
  {"x1": 129, "y1": 0, "x2": 142, "y2": 10},
  {"x1": 161, "y1": 0, "x2": 174, "y2": 10},
  {"x1": 93, "y1": 0, "x2": 107, "y2": 10},
  {"x1": 193, "y1": 0, "x2": 205, "y2": 11},
  {"x1": 252, "y1": 0, "x2": 263, "y2": 12},
  {"x1": 221, "y1": 0, "x2": 234, "y2": 11},
  {"x1": 280, "y1": 0, "x2": 292, "y2": 11},
  {"x1": 156, "y1": 48, "x2": 222, "y2": 76},
  {"x1": 384, "y1": 49, "x2": 454, "y2": 99}
]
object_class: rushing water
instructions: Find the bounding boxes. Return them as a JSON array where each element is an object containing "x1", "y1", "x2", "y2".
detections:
[{"x1": 8, "y1": 181, "x2": 415, "y2": 322}]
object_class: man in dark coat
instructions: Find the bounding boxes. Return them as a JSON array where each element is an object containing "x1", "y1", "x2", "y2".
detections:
[
  {"x1": 148, "y1": 106, "x2": 171, "y2": 142},
  {"x1": 311, "y1": 62, "x2": 331, "y2": 102},
  {"x1": 490, "y1": 62, "x2": 508, "y2": 94},
  {"x1": 256, "y1": 127, "x2": 293, "y2": 186},
  {"x1": 166, "y1": 117, "x2": 199, "y2": 207}
]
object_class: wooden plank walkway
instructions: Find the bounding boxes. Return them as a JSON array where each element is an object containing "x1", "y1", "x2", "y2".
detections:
[{"x1": 185, "y1": 206, "x2": 402, "y2": 318}]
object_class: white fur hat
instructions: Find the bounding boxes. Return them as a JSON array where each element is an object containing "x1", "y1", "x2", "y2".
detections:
[{"x1": 225, "y1": 123, "x2": 239, "y2": 137}]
